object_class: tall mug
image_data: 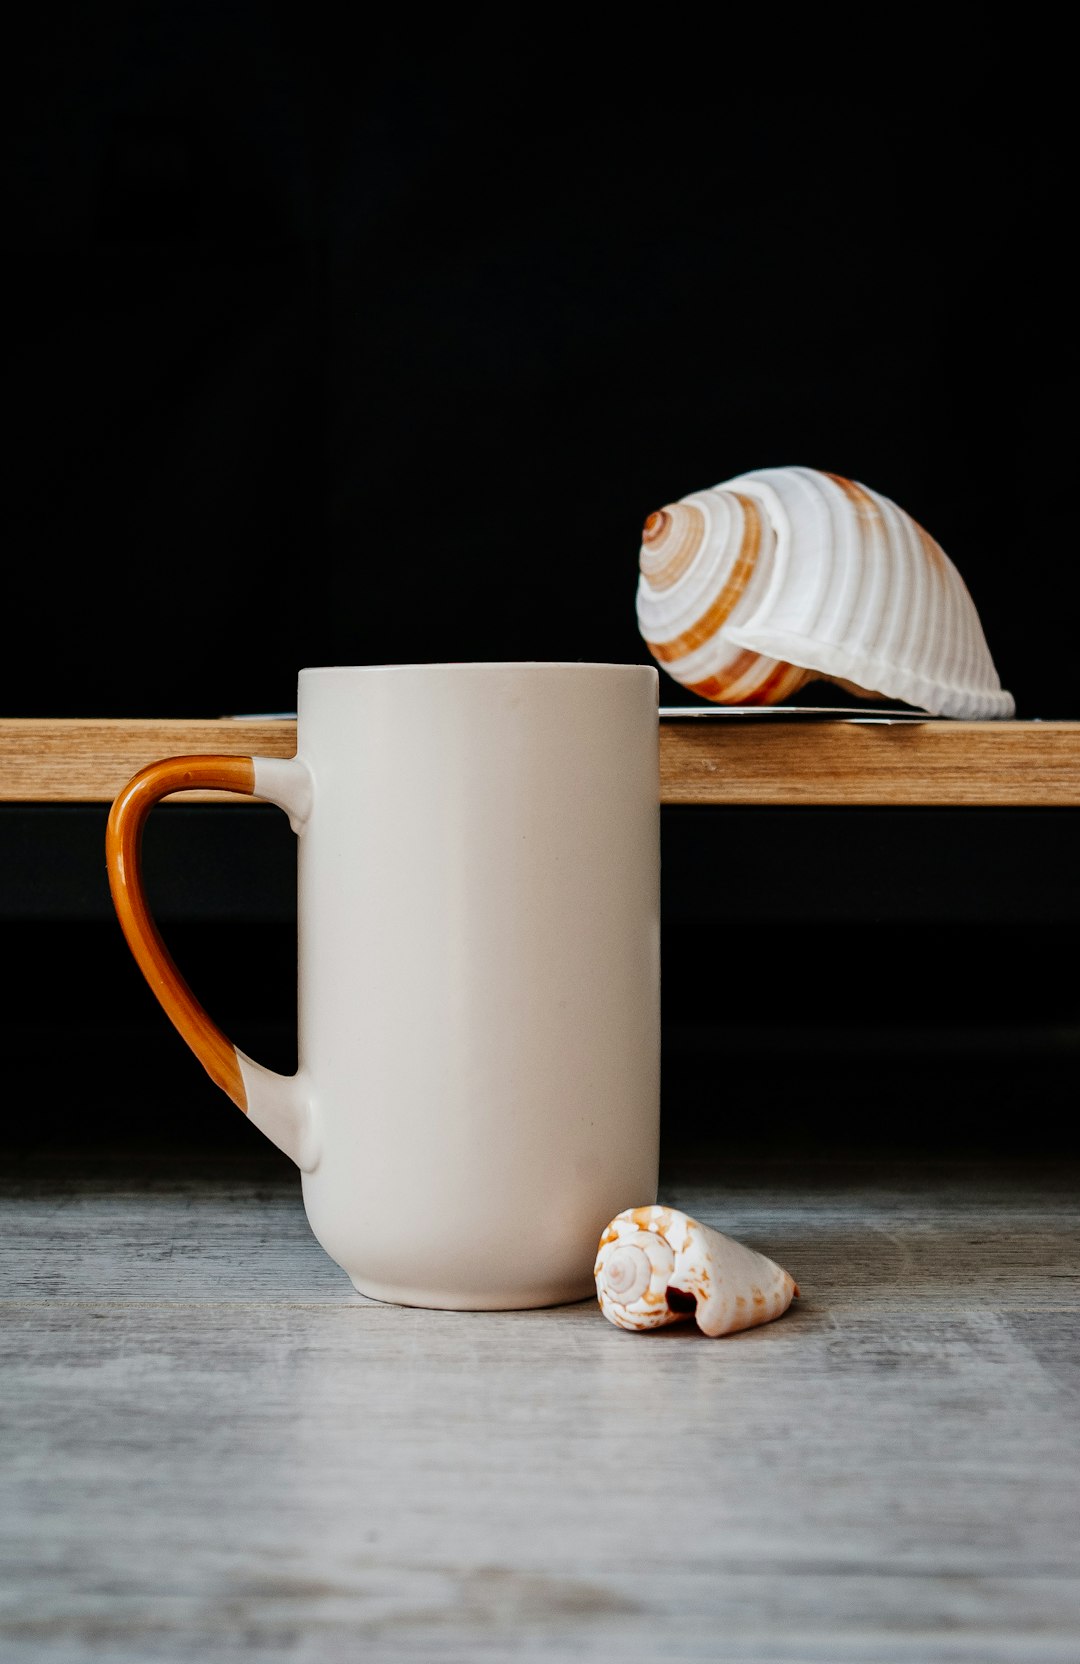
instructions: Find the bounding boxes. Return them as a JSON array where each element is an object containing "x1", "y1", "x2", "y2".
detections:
[{"x1": 106, "y1": 663, "x2": 661, "y2": 1310}]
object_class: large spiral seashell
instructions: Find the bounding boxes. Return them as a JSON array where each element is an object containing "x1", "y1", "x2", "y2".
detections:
[
  {"x1": 637, "y1": 465, "x2": 1014, "y2": 718},
  {"x1": 594, "y1": 1205, "x2": 798, "y2": 1337}
]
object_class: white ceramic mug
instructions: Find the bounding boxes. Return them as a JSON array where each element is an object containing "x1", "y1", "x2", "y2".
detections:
[{"x1": 106, "y1": 663, "x2": 660, "y2": 1309}]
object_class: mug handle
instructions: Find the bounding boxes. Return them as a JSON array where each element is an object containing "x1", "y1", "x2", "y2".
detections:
[{"x1": 105, "y1": 753, "x2": 317, "y2": 1169}]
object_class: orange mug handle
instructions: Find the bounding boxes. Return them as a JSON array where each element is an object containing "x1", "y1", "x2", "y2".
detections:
[{"x1": 106, "y1": 755, "x2": 257, "y2": 1112}]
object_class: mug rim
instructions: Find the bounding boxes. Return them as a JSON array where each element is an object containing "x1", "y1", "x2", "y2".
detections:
[{"x1": 298, "y1": 661, "x2": 657, "y2": 678}]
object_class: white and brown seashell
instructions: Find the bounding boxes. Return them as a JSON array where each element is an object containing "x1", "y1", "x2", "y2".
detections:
[
  {"x1": 594, "y1": 1204, "x2": 798, "y2": 1337},
  {"x1": 637, "y1": 465, "x2": 1014, "y2": 718}
]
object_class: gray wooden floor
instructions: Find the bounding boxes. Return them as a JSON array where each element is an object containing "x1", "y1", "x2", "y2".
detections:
[{"x1": 2, "y1": 1141, "x2": 1078, "y2": 1663}]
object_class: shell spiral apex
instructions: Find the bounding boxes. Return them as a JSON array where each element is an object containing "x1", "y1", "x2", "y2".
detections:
[
  {"x1": 594, "y1": 1205, "x2": 798, "y2": 1337},
  {"x1": 637, "y1": 465, "x2": 1014, "y2": 718}
]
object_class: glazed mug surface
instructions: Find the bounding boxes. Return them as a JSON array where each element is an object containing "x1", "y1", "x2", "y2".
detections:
[{"x1": 106, "y1": 662, "x2": 661, "y2": 1309}]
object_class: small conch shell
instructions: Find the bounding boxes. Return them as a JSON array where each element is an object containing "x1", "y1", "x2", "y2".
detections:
[
  {"x1": 594, "y1": 1204, "x2": 798, "y2": 1337},
  {"x1": 637, "y1": 465, "x2": 1014, "y2": 718}
]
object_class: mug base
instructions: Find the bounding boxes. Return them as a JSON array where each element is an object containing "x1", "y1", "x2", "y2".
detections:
[{"x1": 347, "y1": 1274, "x2": 597, "y2": 1312}]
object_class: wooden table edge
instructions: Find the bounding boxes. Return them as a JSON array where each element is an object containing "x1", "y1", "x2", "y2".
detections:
[{"x1": 2, "y1": 717, "x2": 1079, "y2": 807}]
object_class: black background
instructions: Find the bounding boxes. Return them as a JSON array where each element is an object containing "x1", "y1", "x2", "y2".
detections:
[
  {"x1": 5, "y1": 10, "x2": 1077, "y2": 1156},
  {"x1": 7, "y1": 10, "x2": 1074, "y2": 718}
]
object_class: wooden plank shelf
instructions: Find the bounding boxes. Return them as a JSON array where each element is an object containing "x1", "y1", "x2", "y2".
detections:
[
  {"x1": 659, "y1": 717, "x2": 1080, "y2": 807},
  {"x1": 2, "y1": 716, "x2": 1079, "y2": 807}
]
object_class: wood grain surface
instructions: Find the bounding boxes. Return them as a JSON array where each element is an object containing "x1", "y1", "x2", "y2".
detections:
[
  {"x1": 2, "y1": 1145, "x2": 1077, "y2": 1661},
  {"x1": 2, "y1": 716, "x2": 1080, "y2": 806},
  {"x1": 0, "y1": 720, "x2": 297, "y2": 804},
  {"x1": 659, "y1": 718, "x2": 1080, "y2": 806}
]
